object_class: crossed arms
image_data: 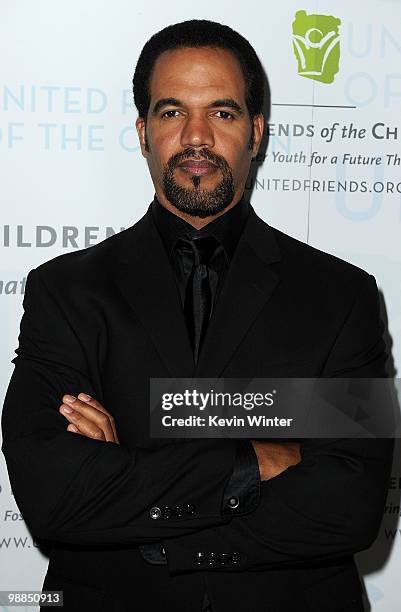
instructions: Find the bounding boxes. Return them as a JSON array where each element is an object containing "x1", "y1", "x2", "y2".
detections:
[
  {"x1": 1, "y1": 266, "x2": 394, "y2": 574},
  {"x1": 57, "y1": 392, "x2": 301, "y2": 482}
]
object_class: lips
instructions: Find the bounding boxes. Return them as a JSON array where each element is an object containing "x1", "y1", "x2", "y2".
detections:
[{"x1": 178, "y1": 159, "x2": 218, "y2": 175}]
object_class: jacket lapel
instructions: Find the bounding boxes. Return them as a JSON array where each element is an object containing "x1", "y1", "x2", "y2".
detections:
[
  {"x1": 113, "y1": 204, "x2": 195, "y2": 378},
  {"x1": 194, "y1": 205, "x2": 282, "y2": 377}
]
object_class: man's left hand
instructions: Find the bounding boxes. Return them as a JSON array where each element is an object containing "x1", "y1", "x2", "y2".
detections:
[{"x1": 59, "y1": 393, "x2": 120, "y2": 444}]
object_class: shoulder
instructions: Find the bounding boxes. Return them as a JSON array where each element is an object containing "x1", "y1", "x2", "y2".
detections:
[
  {"x1": 268, "y1": 222, "x2": 373, "y2": 288},
  {"x1": 263, "y1": 224, "x2": 382, "y2": 343},
  {"x1": 248, "y1": 210, "x2": 378, "y2": 313},
  {"x1": 28, "y1": 219, "x2": 140, "y2": 297}
]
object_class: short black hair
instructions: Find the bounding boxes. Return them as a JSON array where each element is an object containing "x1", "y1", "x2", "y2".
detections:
[{"x1": 132, "y1": 19, "x2": 265, "y2": 121}]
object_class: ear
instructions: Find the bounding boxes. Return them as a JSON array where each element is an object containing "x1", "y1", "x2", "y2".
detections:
[
  {"x1": 251, "y1": 113, "x2": 264, "y2": 158},
  {"x1": 135, "y1": 116, "x2": 148, "y2": 157}
]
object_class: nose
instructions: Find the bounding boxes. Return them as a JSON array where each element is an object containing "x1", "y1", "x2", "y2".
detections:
[{"x1": 180, "y1": 113, "x2": 215, "y2": 149}]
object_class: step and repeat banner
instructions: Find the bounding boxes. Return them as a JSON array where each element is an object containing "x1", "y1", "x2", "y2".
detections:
[{"x1": 1, "y1": 1, "x2": 400, "y2": 610}]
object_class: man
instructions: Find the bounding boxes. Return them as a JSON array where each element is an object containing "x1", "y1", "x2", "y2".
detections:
[{"x1": 1, "y1": 19, "x2": 393, "y2": 612}]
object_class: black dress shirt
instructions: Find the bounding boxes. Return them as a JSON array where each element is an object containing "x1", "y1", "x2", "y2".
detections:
[{"x1": 139, "y1": 195, "x2": 261, "y2": 601}]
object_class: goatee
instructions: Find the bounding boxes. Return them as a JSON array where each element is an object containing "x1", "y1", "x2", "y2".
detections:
[{"x1": 162, "y1": 148, "x2": 235, "y2": 218}]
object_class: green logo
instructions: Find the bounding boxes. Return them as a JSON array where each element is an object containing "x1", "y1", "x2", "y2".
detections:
[{"x1": 292, "y1": 10, "x2": 341, "y2": 84}]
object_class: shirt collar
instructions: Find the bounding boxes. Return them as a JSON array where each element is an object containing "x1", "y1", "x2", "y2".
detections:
[{"x1": 151, "y1": 192, "x2": 249, "y2": 263}]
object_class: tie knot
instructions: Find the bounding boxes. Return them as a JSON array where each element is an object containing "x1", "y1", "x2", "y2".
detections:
[{"x1": 176, "y1": 235, "x2": 221, "y2": 266}]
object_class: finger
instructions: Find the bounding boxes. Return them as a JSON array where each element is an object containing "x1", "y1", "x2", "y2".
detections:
[
  {"x1": 76, "y1": 393, "x2": 119, "y2": 443},
  {"x1": 67, "y1": 424, "x2": 84, "y2": 435},
  {"x1": 61, "y1": 396, "x2": 115, "y2": 442},
  {"x1": 61, "y1": 402, "x2": 118, "y2": 444},
  {"x1": 59, "y1": 405, "x2": 108, "y2": 441}
]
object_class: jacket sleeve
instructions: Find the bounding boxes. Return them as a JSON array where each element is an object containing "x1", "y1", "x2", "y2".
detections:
[
  {"x1": 1, "y1": 267, "x2": 254, "y2": 547},
  {"x1": 140, "y1": 439, "x2": 260, "y2": 564},
  {"x1": 162, "y1": 273, "x2": 395, "y2": 574}
]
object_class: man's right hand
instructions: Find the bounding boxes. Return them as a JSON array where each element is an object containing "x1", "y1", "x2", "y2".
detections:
[
  {"x1": 59, "y1": 393, "x2": 120, "y2": 444},
  {"x1": 250, "y1": 440, "x2": 301, "y2": 481}
]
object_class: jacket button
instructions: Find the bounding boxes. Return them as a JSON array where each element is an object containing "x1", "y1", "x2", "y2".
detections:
[
  {"x1": 194, "y1": 552, "x2": 205, "y2": 565},
  {"x1": 161, "y1": 505, "x2": 172, "y2": 519},
  {"x1": 219, "y1": 553, "x2": 230, "y2": 565},
  {"x1": 149, "y1": 506, "x2": 161, "y2": 519},
  {"x1": 231, "y1": 552, "x2": 241, "y2": 564},
  {"x1": 173, "y1": 505, "x2": 184, "y2": 518},
  {"x1": 185, "y1": 503, "x2": 196, "y2": 515},
  {"x1": 228, "y1": 496, "x2": 239, "y2": 509},
  {"x1": 207, "y1": 552, "x2": 217, "y2": 565}
]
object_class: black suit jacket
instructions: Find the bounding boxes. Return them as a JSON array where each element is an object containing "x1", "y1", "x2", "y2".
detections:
[{"x1": 1, "y1": 200, "x2": 393, "y2": 612}]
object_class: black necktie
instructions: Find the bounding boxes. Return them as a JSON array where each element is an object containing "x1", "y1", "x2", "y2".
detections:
[{"x1": 175, "y1": 235, "x2": 222, "y2": 364}]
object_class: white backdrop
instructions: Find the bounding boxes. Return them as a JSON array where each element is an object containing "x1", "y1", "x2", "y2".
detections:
[{"x1": 1, "y1": 1, "x2": 400, "y2": 610}]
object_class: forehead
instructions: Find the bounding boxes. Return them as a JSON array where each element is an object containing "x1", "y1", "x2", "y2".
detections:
[{"x1": 148, "y1": 46, "x2": 246, "y2": 103}]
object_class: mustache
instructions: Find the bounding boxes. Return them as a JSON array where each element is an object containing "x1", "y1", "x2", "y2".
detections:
[{"x1": 167, "y1": 148, "x2": 230, "y2": 171}]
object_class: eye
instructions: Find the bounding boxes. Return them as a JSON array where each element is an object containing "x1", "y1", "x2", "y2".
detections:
[
  {"x1": 161, "y1": 110, "x2": 180, "y2": 119},
  {"x1": 214, "y1": 110, "x2": 234, "y2": 120}
]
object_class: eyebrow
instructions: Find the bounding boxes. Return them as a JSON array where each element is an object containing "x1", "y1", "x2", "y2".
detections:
[{"x1": 151, "y1": 97, "x2": 244, "y2": 115}]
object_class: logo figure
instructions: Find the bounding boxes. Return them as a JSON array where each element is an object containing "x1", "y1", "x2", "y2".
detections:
[{"x1": 292, "y1": 10, "x2": 341, "y2": 84}]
